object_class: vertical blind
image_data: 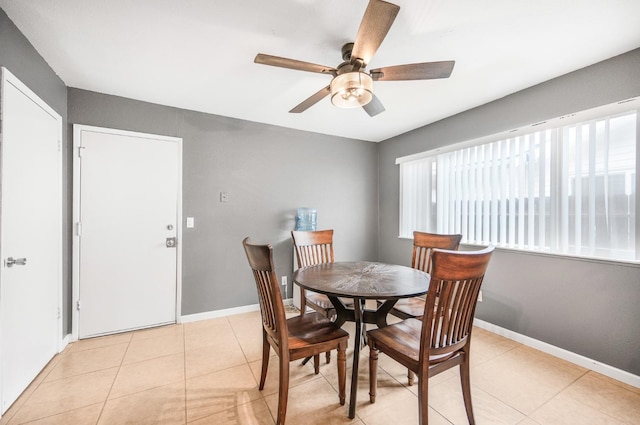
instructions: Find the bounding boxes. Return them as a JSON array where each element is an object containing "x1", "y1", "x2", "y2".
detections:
[{"x1": 399, "y1": 110, "x2": 637, "y2": 261}]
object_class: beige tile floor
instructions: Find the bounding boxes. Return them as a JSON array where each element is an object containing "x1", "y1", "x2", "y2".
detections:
[{"x1": 1, "y1": 309, "x2": 639, "y2": 425}]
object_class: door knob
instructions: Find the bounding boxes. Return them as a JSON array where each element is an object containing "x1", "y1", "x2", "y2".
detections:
[
  {"x1": 166, "y1": 237, "x2": 177, "y2": 248},
  {"x1": 5, "y1": 257, "x2": 27, "y2": 267}
]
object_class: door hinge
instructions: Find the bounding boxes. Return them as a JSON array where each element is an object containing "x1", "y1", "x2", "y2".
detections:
[
  {"x1": 57, "y1": 139, "x2": 62, "y2": 152},
  {"x1": 57, "y1": 307, "x2": 61, "y2": 319},
  {"x1": 76, "y1": 300, "x2": 81, "y2": 311},
  {"x1": 76, "y1": 222, "x2": 82, "y2": 236},
  {"x1": 77, "y1": 145, "x2": 85, "y2": 157}
]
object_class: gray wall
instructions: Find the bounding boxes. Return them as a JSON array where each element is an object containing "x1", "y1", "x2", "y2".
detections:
[
  {"x1": 67, "y1": 89, "x2": 379, "y2": 315},
  {"x1": 0, "y1": 9, "x2": 71, "y2": 333},
  {"x1": 378, "y1": 48, "x2": 640, "y2": 375}
]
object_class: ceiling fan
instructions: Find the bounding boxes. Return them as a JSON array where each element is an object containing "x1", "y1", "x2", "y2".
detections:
[{"x1": 254, "y1": 0, "x2": 455, "y2": 117}]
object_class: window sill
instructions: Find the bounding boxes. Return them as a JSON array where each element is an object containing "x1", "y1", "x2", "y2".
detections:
[{"x1": 397, "y1": 235, "x2": 640, "y2": 268}]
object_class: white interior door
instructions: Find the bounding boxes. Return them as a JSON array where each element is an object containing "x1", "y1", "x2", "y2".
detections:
[
  {"x1": 74, "y1": 125, "x2": 181, "y2": 339},
  {"x1": 0, "y1": 68, "x2": 62, "y2": 414}
]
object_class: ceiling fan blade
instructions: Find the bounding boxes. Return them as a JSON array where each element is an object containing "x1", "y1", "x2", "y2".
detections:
[
  {"x1": 350, "y1": 0, "x2": 400, "y2": 67},
  {"x1": 289, "y1": 86, "x2": 331, "y2": 113},
  {"x1": 363, "y1": 94, "x2": 385, "y2": 117},
  {"x1": 255, "y1": 54, "x2": 336, "y2": 75},
  {"x1": 370, "y1": 61, "x2": 455, "y2": 81}
]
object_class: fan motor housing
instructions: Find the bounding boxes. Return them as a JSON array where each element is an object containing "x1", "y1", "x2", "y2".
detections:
[{"x1": 341, "y1": 42, "x2": 354, "y2": 62}]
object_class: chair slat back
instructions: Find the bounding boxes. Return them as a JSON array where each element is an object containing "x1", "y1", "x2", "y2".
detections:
[
  {"x1": 411, "y1": 231, "x2": 463, "y2": 273},
  {"x1": 242, "y1": 238, "x2": 288, "y2": 352},
  {"x1": 292, "y1": 230, "x2": 334, "y2": 268},
  {"x1": 420, "y1": 246, "x2": 494, "y2": 360}
]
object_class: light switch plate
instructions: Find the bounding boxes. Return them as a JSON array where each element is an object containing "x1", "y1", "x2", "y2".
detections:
[
  {"x1": 220, "y1": 191, "x2": 229, "y2": 203},
  {"x1": 186, "y1": 217, "x2": 194, "y2": 228}
]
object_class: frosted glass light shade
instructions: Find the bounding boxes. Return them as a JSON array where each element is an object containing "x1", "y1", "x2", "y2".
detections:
[{"x1": 330, "y1": 72, "x2": 373, "y2": 108}]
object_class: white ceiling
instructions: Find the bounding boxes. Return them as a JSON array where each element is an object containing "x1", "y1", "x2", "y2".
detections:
[{"x1": 1, "y1": 0, "x2": 639, "y2": 142}]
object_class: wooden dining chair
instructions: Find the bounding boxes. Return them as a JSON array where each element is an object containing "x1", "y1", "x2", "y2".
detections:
[
  {"x1": 291, "y1": 229, "x2": 336, "y2": 319},
  {"x1": 386, "y1": 231, "x2": 462, "y2": 386},
  {"x1": 389, "y1": 231, "x2": 463, "y2": 320},
  {"x1": 367, "y1": 245, "x2": 494, "y2": 425},
  {"x1": 242, "y1": 237, "x2": 349, "y2": 425},
  {"x1": 292, "y1": 229, "x2": 352, "y2": 366}
]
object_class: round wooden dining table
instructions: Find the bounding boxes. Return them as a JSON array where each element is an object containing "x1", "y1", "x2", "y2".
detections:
[{"x1": 293, "y1": 261, "x2": 430, "y2": 419}]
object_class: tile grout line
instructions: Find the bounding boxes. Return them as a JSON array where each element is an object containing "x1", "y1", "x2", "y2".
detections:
[
  {"x1": 93, "y1": 332, "x2": 134, "y2": 425},
  {"x1": 226, "y1": 314, "x2": 278, "y2": 424},
  {"x1": 226, "y1": 315, "x2": 259, "y2": 379},
  {"x1": 526, "y1": 369, "x2": 629, "y2": 425}
]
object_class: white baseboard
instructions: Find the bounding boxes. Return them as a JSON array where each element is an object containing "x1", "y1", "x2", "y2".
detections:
[
  {"x1": 180, "y1": 303, "x2": 260, "y2": 323},
  {"x1": 59, "y1": 333, "x2": 71, "y2": 353},
  {"x1": 474, "y1": 319, "x2": 640, "y2": 389},
  {"x1": 180, "y1": 299, "x2": 295, "y2": 324}
]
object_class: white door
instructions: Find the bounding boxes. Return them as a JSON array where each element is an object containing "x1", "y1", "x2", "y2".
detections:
[
  {"x1": 0, "y1": 68, "x2": 62, "y2": 414},
  {"x1": 73, "y1": 125, "x2": 182, "y2": 339}
]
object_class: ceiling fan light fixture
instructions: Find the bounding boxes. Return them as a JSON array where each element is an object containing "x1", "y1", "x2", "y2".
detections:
[{"x1": 330, "y1": 71, "x2": 373, "y2": 108}]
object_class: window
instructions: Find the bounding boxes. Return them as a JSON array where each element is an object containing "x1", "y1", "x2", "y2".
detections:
[{"x1": 398, "y1": 101, "x2": 639, "y2": 262}]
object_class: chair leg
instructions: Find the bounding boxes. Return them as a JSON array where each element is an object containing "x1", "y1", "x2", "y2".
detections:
[
  {"x1": 369, "y1": 346, "x2": 378, "y2": 403},
  {"x1": 460, "y1": 352, "x2": 475, "y2": 425},
  {"x1": 259, "y1": 333, "x2": 270, "y2": 390},
  {"x1": 313, "y1": 354, "x2": 320, "y2": 374},
  {"x1": 408, "y1": 369, "x2": 415, "y2": 386},
  {"x1": 299, "y1": 288, "x2": 307, "y2": 315},
  {"x1": 276, "y1": 354, "x2": 290, "y2": 425},
  {"x1": 417, "y1": 368, "x2": 429, "y2": 425},
  {"x1": 337, "y1": 344, "x2": 347, "y2": 405},
  {"x1": 325, "y1": 310, "x2": 334, "y2": 365}
]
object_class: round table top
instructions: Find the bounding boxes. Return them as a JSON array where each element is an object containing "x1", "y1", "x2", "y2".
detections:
[{"x1": 293, "y1": 261, "x2": 430, "y2": 300}]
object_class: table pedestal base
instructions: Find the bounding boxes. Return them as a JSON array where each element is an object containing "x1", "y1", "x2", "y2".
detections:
[{"x1": 328, "y1": 296, "x2": 398, "y2": 419}]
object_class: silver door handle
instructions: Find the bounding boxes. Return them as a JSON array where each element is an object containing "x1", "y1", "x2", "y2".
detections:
[
  {"x1": 166, "y1": 237, "x2": 177, "y2": 248},
  {"x1": 5, "y1": 257, "x2": 27, "y2": 267}
]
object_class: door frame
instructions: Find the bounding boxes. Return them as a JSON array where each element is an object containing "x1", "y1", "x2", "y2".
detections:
[
  {"x1": 71, "y1": 124, "x2": 183, "y2": 340},
  {"x1": 0, "y1": 67, "x2": 63, "y2": 414}
]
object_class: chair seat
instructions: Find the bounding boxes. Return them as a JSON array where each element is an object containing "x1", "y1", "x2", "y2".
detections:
[
  {"x1": 368, "y1": 318, "x2": 458, "y2": 369},
  {"x1": 367, "y1": 318, "x2": 422, "y2": 371},
  {"x1": 287, "y1": 312, "x2": 349, "y2": 360},
  {"x1": 390, "y1": 297, "x2": 426, "y2": 319}
]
